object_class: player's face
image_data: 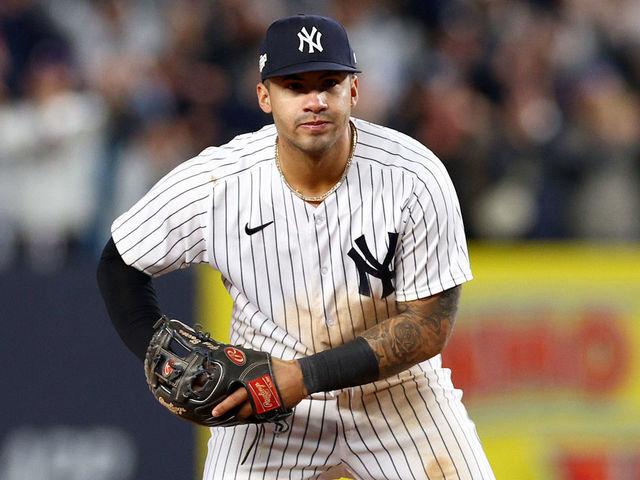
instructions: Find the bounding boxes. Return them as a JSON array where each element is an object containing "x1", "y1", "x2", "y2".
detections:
[{"x1": 257, "y1": 71, "x2": 358, "y2": 157}]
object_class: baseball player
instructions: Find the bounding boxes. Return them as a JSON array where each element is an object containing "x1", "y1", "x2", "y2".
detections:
[{"x1": 98, "y1": 14, "x2": 495, "y2": 480}]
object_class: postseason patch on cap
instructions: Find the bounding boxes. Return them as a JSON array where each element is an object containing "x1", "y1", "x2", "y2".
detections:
[
  {"x1": 259, "y1": 53, "x2": 268, "y2": 73},
  {"x1": 258, "y1": 14, "x2": 360, "y2": 81}
]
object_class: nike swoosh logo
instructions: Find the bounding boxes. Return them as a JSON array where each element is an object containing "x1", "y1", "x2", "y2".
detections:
[{"x1": 244, "y1": 221, "x2": 274, "y2": 235}]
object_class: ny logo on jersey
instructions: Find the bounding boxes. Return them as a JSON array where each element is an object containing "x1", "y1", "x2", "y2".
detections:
[
  {"x1": 297, "y1": 26, "x2": 323, "y2": 53},
  {"x1": 348, "y1": 232, "x2": 399, "y2": 298}
]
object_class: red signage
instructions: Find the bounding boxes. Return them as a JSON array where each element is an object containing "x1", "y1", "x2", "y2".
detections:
[{"x1": 443, "y1": 308, "x2": 630, "y2": 398}]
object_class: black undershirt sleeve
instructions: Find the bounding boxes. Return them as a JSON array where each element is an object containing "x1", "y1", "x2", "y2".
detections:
[{"x1": 96, "y1": 237, "x2": 161, "y2": 362}]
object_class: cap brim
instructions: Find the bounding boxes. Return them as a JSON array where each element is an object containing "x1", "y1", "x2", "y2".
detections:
[{"x1": 262, "y1": 62, "x2": 361, "y2": 81}]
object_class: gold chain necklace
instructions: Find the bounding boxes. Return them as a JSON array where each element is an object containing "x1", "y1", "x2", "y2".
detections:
[{"x1": 275, "y1": 121, "x2": 357, "y2": 203}]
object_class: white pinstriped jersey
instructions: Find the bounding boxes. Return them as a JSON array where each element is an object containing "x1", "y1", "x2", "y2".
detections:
[{"x1": 112, "y1": 118, "x2": 494, "y2": 479}]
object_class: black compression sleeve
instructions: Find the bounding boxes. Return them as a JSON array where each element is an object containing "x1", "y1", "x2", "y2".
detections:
[
  {"x1": 96, "y1": 237, "x2": 161, "y2": 362},
  {"x1": 297, "y1": 337, "x2": 380, "y2": 394}
]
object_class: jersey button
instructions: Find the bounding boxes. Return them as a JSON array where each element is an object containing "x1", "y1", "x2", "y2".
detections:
[
  {"x1": 315, "y1": 216, "x2": 324, "y2": 225},
  {"x1": 321, "y1": 267, "x2": 328, "y2": 275}
]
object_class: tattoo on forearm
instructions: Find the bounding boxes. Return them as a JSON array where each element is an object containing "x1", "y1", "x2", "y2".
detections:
[
  {"x1": 362, "y1": 285, "x2": 461, "y2": 379},
  {"x1": 393, "y1": 322, "x2": 420, "y2": 355}
]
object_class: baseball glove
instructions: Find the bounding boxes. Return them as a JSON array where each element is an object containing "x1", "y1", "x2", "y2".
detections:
[{"x1": 144, "y1": 316, "x2": 294, "y2": 428}]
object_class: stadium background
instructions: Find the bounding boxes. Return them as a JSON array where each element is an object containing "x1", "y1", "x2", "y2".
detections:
[{"x1": 1, "y1": 1, "x2": 639, "y2": 479}]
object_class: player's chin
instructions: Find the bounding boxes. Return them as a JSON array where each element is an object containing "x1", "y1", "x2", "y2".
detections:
[{"x1": 298, "y1": 136, "x2": 335, "y2": 156}]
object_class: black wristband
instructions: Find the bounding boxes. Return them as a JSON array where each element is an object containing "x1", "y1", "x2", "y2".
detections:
[{"x1": 297, "y1": 337, "x2": 380, "y2": 394}]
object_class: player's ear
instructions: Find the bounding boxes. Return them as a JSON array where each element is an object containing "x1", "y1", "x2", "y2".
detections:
[
  {"x1": 350, "y1": 74, "x2": 359, "y2": 108},
  {"x1": 257, "y1": 82, "x2": 272, "y2": 114}
]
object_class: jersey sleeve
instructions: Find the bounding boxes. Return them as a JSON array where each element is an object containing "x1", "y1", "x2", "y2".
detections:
[
  {"x1": 110, "y1": 154, "x2": 214, "y2": 277},
  {"x1": 394, "y1": 156, "x2": 473, "y2": 302}
]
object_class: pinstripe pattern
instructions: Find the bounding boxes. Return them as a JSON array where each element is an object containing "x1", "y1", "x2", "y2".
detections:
[{"x1": 111, "y1": 118, "x2": 494, "y2": 479}]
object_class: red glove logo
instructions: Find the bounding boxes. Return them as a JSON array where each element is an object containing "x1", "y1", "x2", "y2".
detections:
[
  {"x1": 163, "y1": 360, "x2": 174, "y2": 376},
  {"x1": 225, "y1": 347, "x2": 246, "y2": 365},
  {"x1": 247, "y1": 375, "x2": 282, "y2": 414}
]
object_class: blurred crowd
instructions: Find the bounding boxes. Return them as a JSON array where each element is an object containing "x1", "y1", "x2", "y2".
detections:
[{"x1": 1, "y1": 0, "x2": 639, "y2": 271}]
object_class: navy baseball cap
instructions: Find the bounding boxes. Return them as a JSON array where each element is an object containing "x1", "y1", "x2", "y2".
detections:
[{"x1": 258, "y1": 14, "x2": 361, "y2": 81}]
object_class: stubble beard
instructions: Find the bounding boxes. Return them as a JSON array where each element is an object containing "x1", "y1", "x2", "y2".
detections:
[{"x1": 283, "y1": 115, "x2": 349, "y2": 159}]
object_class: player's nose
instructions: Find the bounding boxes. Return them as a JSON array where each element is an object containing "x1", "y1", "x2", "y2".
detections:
[{"x1": 303, "y1": 90, "x2": 328, "y2": 113}]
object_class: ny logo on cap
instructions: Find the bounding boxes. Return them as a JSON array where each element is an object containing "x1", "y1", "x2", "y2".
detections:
[{"x1": 298, "y1": 26, "x2": 323, "y2": 53}]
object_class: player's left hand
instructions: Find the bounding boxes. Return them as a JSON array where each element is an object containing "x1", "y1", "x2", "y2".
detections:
[
  {"x1": 212, "y1": 357, "x2": 308, "y2": 419},
  {"x1": 145, "y1": 317, "x2": 294, "y2": 427}
]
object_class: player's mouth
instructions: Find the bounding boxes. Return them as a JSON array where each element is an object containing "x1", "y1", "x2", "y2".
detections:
[{"x1": 299, "y1": 120, "x2": 331, "y2": 132}]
